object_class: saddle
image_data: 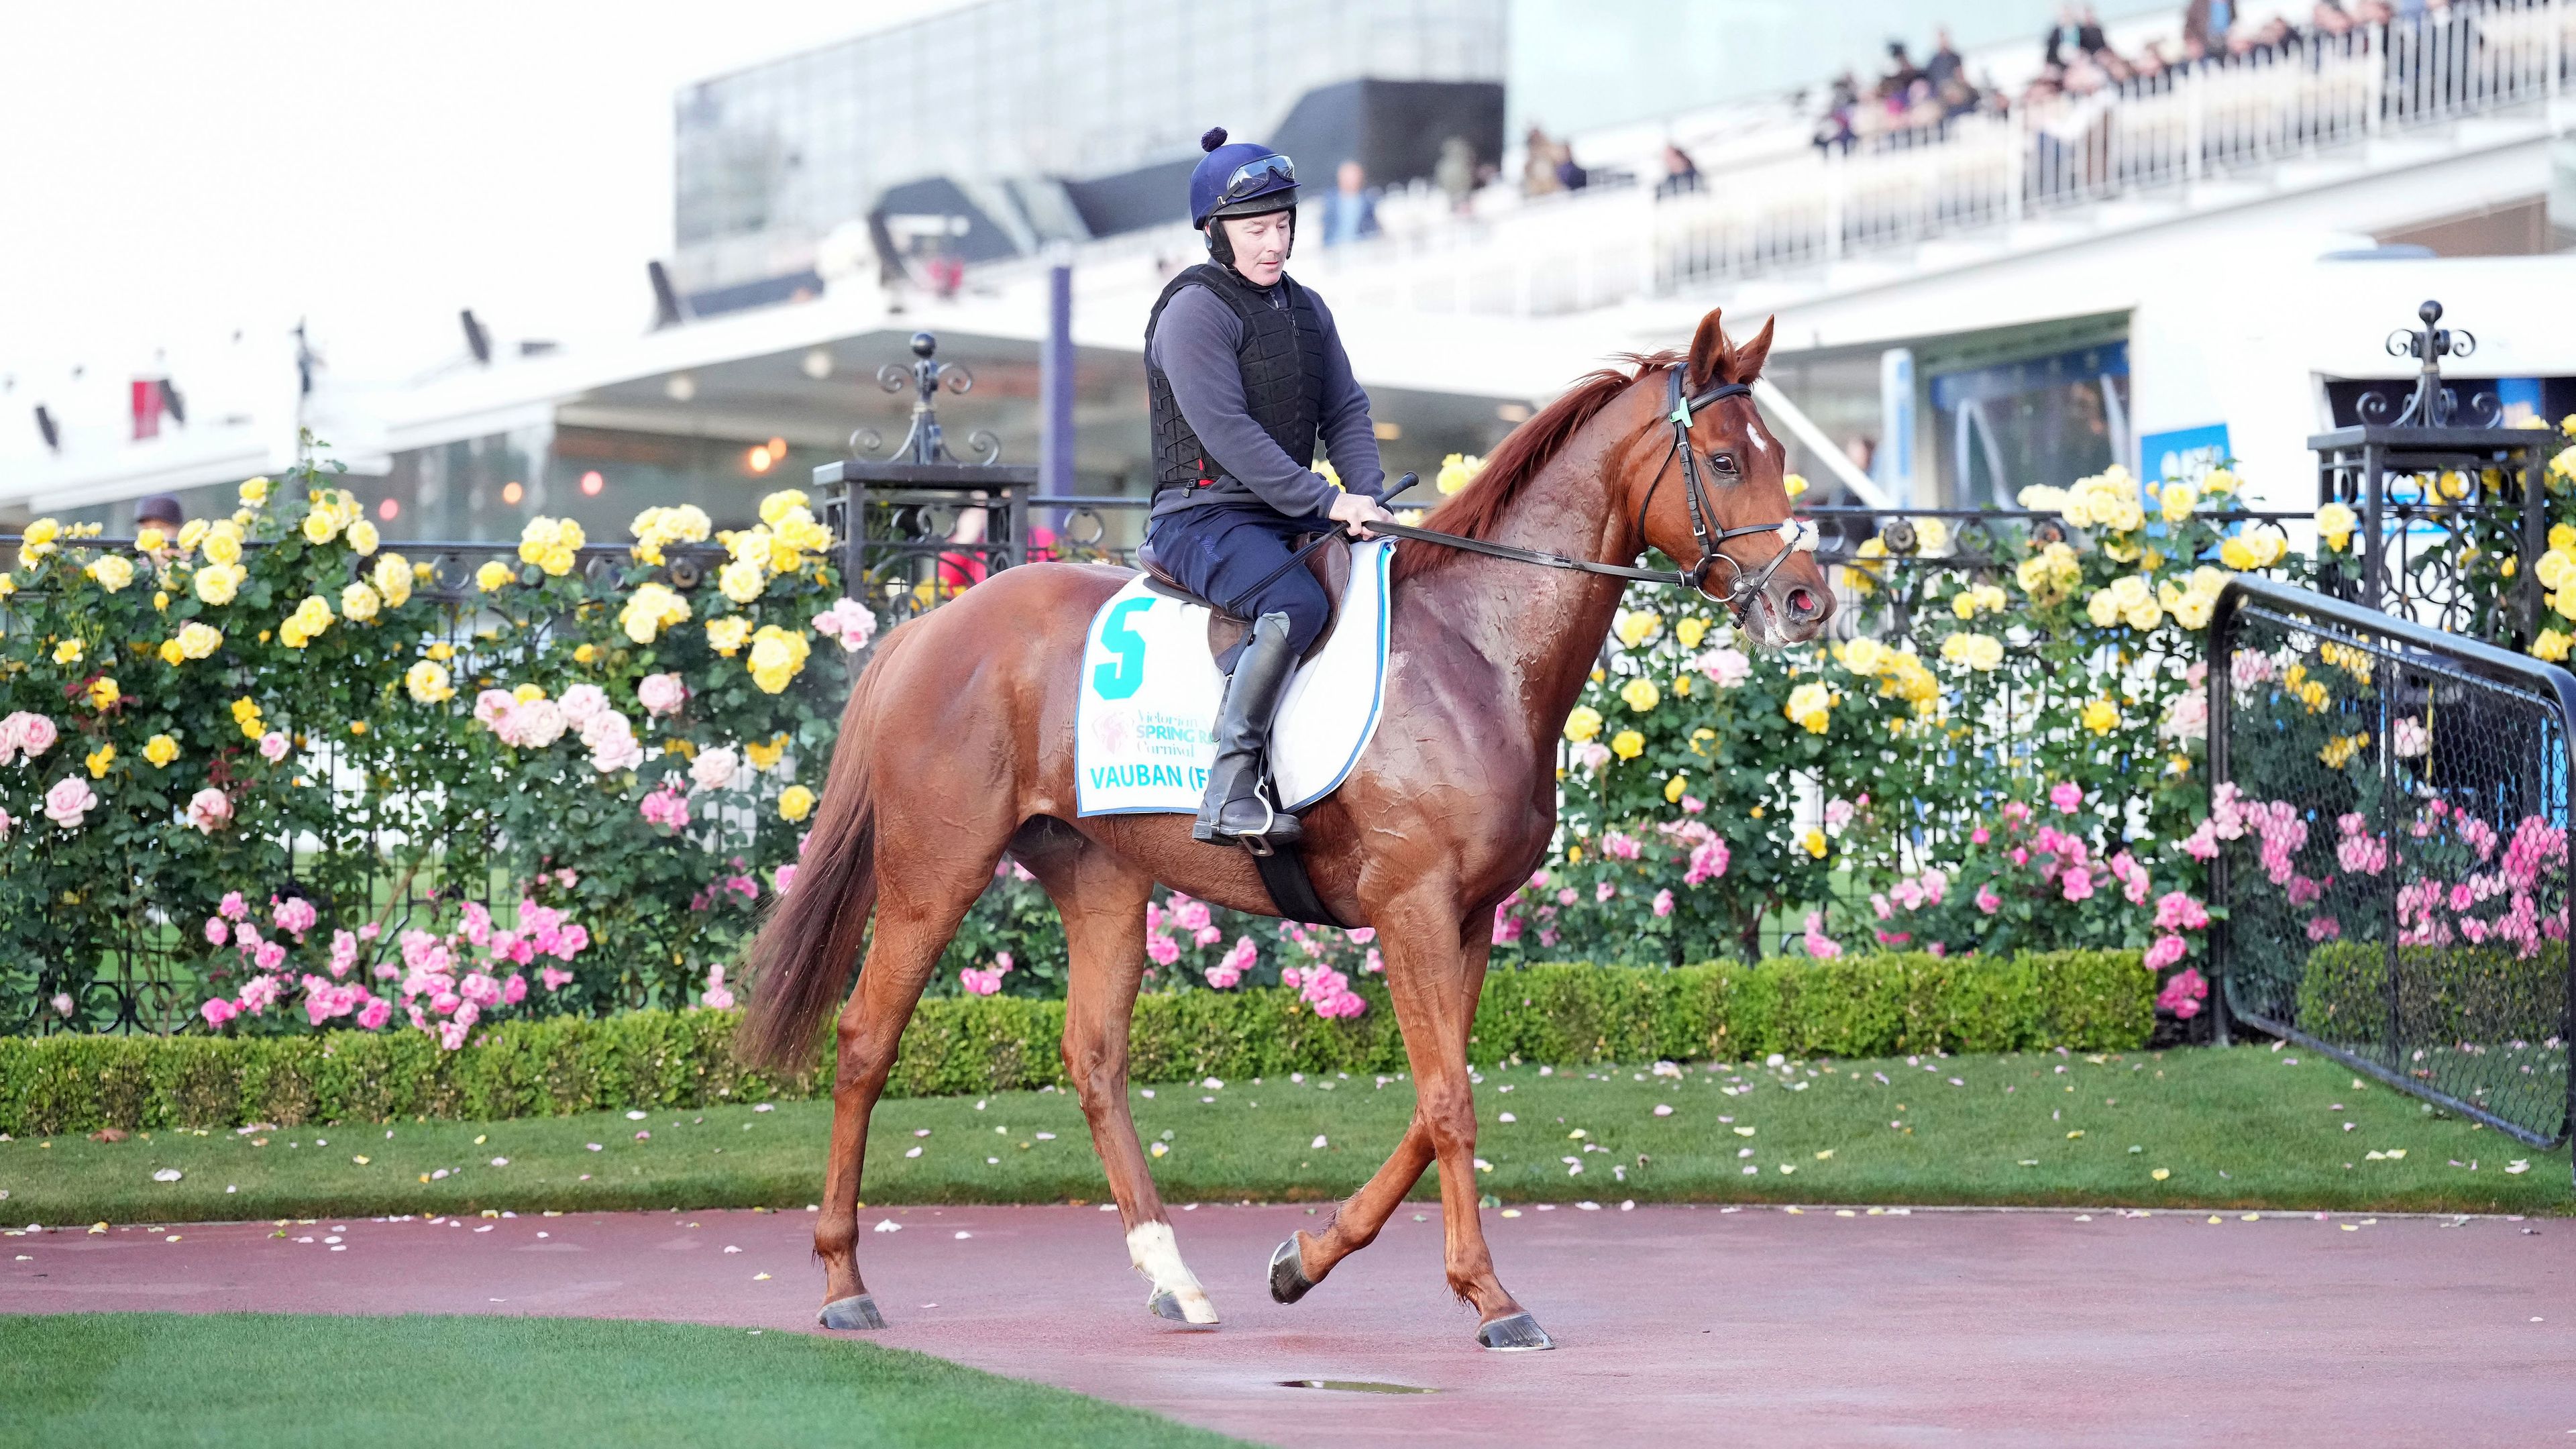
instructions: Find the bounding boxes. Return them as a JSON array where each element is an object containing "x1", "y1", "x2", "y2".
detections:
[
  {"x1": 1126, "y1": 533, "x2": 1358, "y2": 930},
  {"x1": 1133, "y1": 535, "x2": 1351, "y2": 664}
]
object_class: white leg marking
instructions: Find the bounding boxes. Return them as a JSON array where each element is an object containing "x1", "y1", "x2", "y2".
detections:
[{"x1": 1127, "y1": 1220, "x2": 1220, "y2": 1324}]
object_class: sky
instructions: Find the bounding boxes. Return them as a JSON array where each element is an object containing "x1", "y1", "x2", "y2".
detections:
[{"x1": 0, "y1": 1, "x2": 968, "y2": 405}]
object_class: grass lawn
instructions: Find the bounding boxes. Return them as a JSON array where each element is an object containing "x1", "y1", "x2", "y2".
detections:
[
  {"x1": 1, "y1": 1044, "x2": 2565, "y2": 1225},
  {"x1": 0, "y1": 1313, "x2": 1240, "y2": 1448}
]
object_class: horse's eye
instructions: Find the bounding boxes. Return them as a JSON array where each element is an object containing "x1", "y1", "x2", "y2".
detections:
[{"x1": 1706, "y1": 451, "x2": 1739, "y2": 477}]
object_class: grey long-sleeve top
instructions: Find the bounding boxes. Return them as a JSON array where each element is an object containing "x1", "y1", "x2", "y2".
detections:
[{"x1": 1145, "y1": 278, "x2": 1386, "y2": 523}]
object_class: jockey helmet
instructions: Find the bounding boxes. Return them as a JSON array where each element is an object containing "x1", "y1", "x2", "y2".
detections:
[{"x1": 1189, "y1": 127, "x2": 1298, "y2": 229}]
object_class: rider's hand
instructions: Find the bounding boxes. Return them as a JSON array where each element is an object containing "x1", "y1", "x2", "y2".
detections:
[{"x1": 1328, "y1": 489, "x2": 1395, "y2": 539}]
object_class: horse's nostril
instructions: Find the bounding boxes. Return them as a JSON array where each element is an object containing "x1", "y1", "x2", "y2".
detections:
[{"x1": 1785, "y1": 588, "x2": 1819, "y2": 619}]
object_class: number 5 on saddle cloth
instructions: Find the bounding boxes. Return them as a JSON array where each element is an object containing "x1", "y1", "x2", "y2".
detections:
[{"x1": 1075, "y1": 537, "x2": 1392, "y2": 836}]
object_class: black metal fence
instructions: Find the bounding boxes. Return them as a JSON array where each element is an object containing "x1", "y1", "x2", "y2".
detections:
[{"x1": 2211, "y1": 576, "x2": 2574, "y2": 1169}]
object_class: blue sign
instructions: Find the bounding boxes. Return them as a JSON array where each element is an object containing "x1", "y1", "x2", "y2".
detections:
[{"x1": 2141, "y1": 423, "x2": 2231, "y2": 486}]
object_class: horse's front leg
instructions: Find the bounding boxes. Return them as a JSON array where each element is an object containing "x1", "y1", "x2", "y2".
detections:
[
  {"x1": 1271, "y1": 926, "x2": 1494, "y2": 1303},
  {"x1": 1031, "y1": 845, "x2": 1220, "y2": 1325},
  {"x1": 1372, "y1": 884, "x2": 1550, "y2": 1348}
]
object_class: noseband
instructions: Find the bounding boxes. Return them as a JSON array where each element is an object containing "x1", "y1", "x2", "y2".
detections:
[
  {"x1": 1637, "y1": 370, "x2": 1817, "y2": 614},
  {"x1": 1364, "y1": 367, "x2": 1816, "y2": 614}
]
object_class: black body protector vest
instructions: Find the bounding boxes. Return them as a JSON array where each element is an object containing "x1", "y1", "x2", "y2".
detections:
[{"x1": 1144, "y1": 262, "x2": 1327, "y2": 504}]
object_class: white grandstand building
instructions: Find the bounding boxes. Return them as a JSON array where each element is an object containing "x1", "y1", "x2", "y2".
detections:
[{"x1": 5, "y1": 0, "x2": 2571, "y2": 545}]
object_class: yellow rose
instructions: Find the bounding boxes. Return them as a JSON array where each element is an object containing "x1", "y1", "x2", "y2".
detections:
[
  {"x1": 293, "y1": 594, "x2": 333, "y2": 633},
  {"x1": 2201, "y1": 467, "x2": 2238, "y2": 496},
  {"x1": 759, "y1": 489, "x2": 813, "y2": 527},
  {"x1": 2554, "y1": 583, "x2": 2576, "y2": 621},
  {"x1": 302, "y1": 510, "x2": 341, "y2": 546},
  {"x1": 341, "y1": 582, "x2": 382, "y2": 623},
  {"x1": 1613, "y1": 610, "x2": 1661, "y2": 649},
  {"x1": 2159, "y1": 482, "x2": 2198, "y2": 522},
  {"x1": 476, "y1": 559, "x2": 515, "y2": 592},
  {"x1": 426, "y1": 641, "x2": 452, "y2": 661},
  {"x1": 53, "y1": 639, "x2": 83, "y2": 665},
  {"x1": 1784, "y1": 682, "x2": 1833, "y2": 734},
  {"x1": 513, "y1": 682, "x2": 546, "y2": 704},
  {"x1": 745, "y1": 734, "x2": 788, "y2": 772},
  {"x1": 747, "y1": 625, "x2": 812, "y2": 693},
  {"x1": 706, "y1": 616, "x2": 752, "y2": 656},
  {"x1": 175, "y1": 518, "x2": 209, "y2": 553},
  {"x1": 1563, "y1": 705, "x2": 1603, "y2": 743},
  {"x1": 718, "y1": 557, "x2": 767, "y2": 604},
  {"x1": 232, "y1": 696, "x2": 263, "y2": 724},
  {"x1": 536, "y1": 543, "x2": 578, "y2": 578},
  {"x1": 1674, "y1": 617, "x2": 1709, "y2": 650},
  {"x1": 24, "y1": 517, "x2": 61, "y2": 554},
  {"x1": 2218, "y1": 535, "x2": 2257, "y2": 571},
  {"x1": 1802, "y1": 828, "x2": 1829, "y2": 859},
  {"x1": 2081, "y1": 698, "x2": 2121, "y2": 735},
  {"x1": 1664, "y1": 773, "x2": 1688, "y2": 803},
  {"x1": 144, "y1": 734, "x2": 179, "y2": 768},
  {"x1": 192, "y1": 561, "x2": 244, "y2": 606},
  {"x1": 1915, "y1": 518, "x2": 1951, "y2": 553},
  {"x1": 1783, "y1": 472, "x2": 1809, "y2": 498},
  {"x1": 1619, "y1": 677, "x2": 1661, "y2": 713},
  {"x1": 88, "y1": 676, "x2": 120, "y2": 711},
  {"x1": 2315, "y1": 500, "x2": 2359, "y2": 552},
  {"x1": 1841, "y1": 637, "x2": 1888, "y2": 675},
  {"x1": 573, "y1": 643, "x2": 598, "y2": 665},
  {"x1": 619, "y1": 582, "x2": 692, "y2": 645},
  {"x1": 405, "y1": 660, "x2": 454, "y2": 704},
  {"x1": 1436, "y1": 452, "x2": 1487, "y2": 495},
  {"x1": 178, "y1": 621, "x2": 221, "y2": 659},
  {"x1": 777, "y1": 784, "x2": 817, "y2": 822},
  {"x1": 239, "y1": 476, "x2": 270, "y2": 506},
  {"x1": 201, "y1": 526, "x2": 242, "y2": 567},
  {"x1": 1609, "y1": 729, "x2": 1646, "y2": 760},
  {"x1": 2534, "y1": 627, "x2": 2573, "y2": 663},
  {"x1": 2538, "y1": 549, "x2": 2575, "y2": 592},
  {"x1": 279, "y1": 619, "x2": 311, "y2": 650},
  {"x1": 86, "y1": 743, "x2": 116, "y2": 777},
  {"x1": 87, "y1": 555, "x2": 136, "y2": 593},
  {"x1": 345, "y1": 519, "x2": 380, "y2": 556},
  {"x1": 2123, "y1": 600, "x2": 2163, "y2": 631},
  {"x1": 2171, "y1": 593, "x2": 2216, "y2": 630},
  {"x1": 2086, "y1": 589, "x2": 2123, "y2": 627},
  {"x1": 373, "y1": 552, "x2": 413, "y2": 608},
  {"x1": 158, "y1": 639, "x2": 186, "y2": 666}
]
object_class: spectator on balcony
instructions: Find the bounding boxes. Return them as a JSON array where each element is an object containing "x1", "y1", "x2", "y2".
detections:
[
  {"x1": 1434, "y1": 136, "x2": 1477, "y2": 215},
  {"x1": 1877, "y1": 40, "x2": 1925, "y2": 100},
  {"x1": 1924, "y1": 28, "x2": 1966, "y2": 91},
  {"x1": 1653, "y1": 143, "x2": 1702, "y2": 199},
  {"x1": 2043, "y1": 4, "x2": 2086, "y2": 66},
  {"x1": 2184, "y1": 0, "x2": 2235, "y2": 53},
  {"x1": 1321, "y1": 160, "x2": 1379, "y2": 248},
  {"x1": 1553, "y1": 141, "x2": 1590, "y2": 193},
  {"x1": 1521, "y1": 125, "x2": 1563, "y2": 197}
]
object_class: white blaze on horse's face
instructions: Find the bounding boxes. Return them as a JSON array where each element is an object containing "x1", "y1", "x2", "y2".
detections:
[{"x1": 1128, "y1": 1220, "x2": 1220, "y2": 1324}]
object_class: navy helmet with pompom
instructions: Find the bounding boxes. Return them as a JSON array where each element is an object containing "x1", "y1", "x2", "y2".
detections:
[{"x1": 1187, "y1": 126, "x2": 1298, "y2": 229}]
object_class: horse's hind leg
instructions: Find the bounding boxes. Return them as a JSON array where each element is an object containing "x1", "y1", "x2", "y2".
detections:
[
  {"x1": 1018, "y1": 828, "x2": 1218, "y2": 1326},
  {"x1": 814, "y1": 832, "x2": 1001, "y2": 1330},
  {"x1": 1271, "y1": 929, "x2": 1492, "y2": 1303}
]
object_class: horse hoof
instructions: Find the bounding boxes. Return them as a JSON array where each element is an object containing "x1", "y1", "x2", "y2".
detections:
[
  {"x1": 1148, "y1": 1289, "x2": 1220, "y2": 1326},
  {"x1": 1476, "y1": 1311, "x2": 1555, "y2": 1352},
  {"x1": 817, "y1": 1294, "x2": 887, "y2": 1330},
  {"x1": 1268, "y1": 1237, "x2": 1315, "y2": 1305}
]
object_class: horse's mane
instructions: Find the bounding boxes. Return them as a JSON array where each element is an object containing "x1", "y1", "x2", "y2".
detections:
[{"x1": 1391, "y1": 348, "x2": 1684, "y2": 583}]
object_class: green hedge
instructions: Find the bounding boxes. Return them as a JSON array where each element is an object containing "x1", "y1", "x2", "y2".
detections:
[
  {"x1": 0, "y1": 950, "x2": 2149, "y2": 1134},
  {"x1": 2297, "y1": 941, "x2": 2569, "y2": 1047}
]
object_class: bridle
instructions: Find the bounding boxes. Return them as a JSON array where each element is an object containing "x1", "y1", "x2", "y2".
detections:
[{"x1": 1367, "y1": 366, "x2": 1817, "y2": 617}]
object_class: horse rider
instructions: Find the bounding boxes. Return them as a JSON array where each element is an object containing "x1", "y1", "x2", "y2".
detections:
[{"x1": 1142, "y1": 125, "x2": 1395, "y2": 851}]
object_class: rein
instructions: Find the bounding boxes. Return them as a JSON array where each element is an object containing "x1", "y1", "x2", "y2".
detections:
[{"x1": 1372, "y1": 370, "x2": 1818, "y2": 611}]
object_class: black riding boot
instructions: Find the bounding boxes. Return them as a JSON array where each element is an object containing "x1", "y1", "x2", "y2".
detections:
[{"x1": 1193, "y1": 610, "x2": 1304, "y2": 850}]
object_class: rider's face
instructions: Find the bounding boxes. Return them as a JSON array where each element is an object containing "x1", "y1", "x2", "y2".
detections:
[{"x1": 1221, "y1": 211, "x2": 1293, "y2": 284}]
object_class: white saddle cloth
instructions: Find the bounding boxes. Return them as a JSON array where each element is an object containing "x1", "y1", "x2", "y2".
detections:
[{"x1": 1075, "y1": 539, "x2": 1393, "y2": 817}]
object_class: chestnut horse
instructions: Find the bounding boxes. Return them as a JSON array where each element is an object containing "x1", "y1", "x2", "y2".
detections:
[{"x1": 741, "y1": 308, "x2": 1831, "y2": 1350}]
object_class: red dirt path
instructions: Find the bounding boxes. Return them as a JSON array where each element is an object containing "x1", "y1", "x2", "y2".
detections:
[{"x1": 6, "y1": 1202, "x2": 2572, "y2": 1446}]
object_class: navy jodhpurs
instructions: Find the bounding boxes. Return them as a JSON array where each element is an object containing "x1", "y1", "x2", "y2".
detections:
[{"x1": 1147, "y1": 504, "x2": 1332, "y2": 671}]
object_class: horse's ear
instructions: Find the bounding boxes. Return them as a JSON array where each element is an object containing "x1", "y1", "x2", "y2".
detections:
[
  {"x1": 1729, "y1": 315, "x2": 1777, "y2": 385},
  {"x1": 1683, "y1": 309, "x2": 1730, "y2": 392}
]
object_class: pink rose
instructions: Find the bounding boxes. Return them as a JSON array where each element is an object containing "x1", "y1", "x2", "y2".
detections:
[
  {"x1": 558, "y1": 684, "x2": 609, "y2": 726},
  {"x1": 254, "y1": 941, "x2": 287, "y2": 971},
  {"x1": 1652, "y1": 888, "x2": 1674, "y2": 918},
  {"x1": 637, "y1": 673, "x2": 688, "y2": 717},
  {"x1": 356, "y1": 996, "x2": 392, "y2": 1031},
  {"x1": 43, "y1": 775, "x2": 97, "y2": 830},
  {"x1": 1493, "y1": 909, "x2": 1525, "y2": 946},
  {"x1": 204, "y1": 915, "x2": 229, "y2": 945},
  {"x1": 6, "y1": 711, "x2": 60, "y2": 759},
  {"x1": 2143, "y1": 933, "x2": 2188, "y2": 971},
  {"x1": 1974, "y1": 885, "x2": 2002, "y2": 914},
  {"x1": 2153, "y1": 892, "x2": 2210, "y2": 930},
  {"x1": 2049, "y1": 782, "x2": 2083, "y2": 814},
  {"x1": 2156, "y1": 966, "x2": 2208, "y2": 1019},
  {"x1": 2059, "y1": 867, "x2": 2094, "y2": 902},
  {"x1": 958, "y1": 967, "x2": 1000, "y2": 996},
  {"x1": 199, "y1": 996, "x2": 237, "y2": 1028},
  {"x1": 1695, "y1": 647, "x2": 1752, "y2": 687},
  {"x1": 1145, "y1": 932, "x2": 1181, "y2": 967},
  {"x1": 186, "y1": 786, "x2": 233, "y2": 834},
  {"x1": 540, "y1": 966, "x2": 575, "y2": 991},
  {"x1": 773, "y1": 863, "x2": 798, "y2": 896},
  {"x1": 1595, "y1": 880, "x2": 1617, "y2": 904},
  {"x1": 812, "y1": 598, "x2": 879, "y2": 652},
  {"x1": 258, "y1": 729, "x2": 290, "y2": 763},
  {"x1": 700, "y1": 964, "x2": 735, "y2": 1010}
]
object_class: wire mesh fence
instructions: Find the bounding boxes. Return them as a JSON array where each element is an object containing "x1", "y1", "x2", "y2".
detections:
[{"x1": 2212, "y1": 576, "x2": 2573, "y2": 1158}]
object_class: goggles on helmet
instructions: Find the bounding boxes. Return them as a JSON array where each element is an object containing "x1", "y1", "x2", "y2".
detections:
[{"x1": 1218, "y1": 153, "x2": 1297, "y2": 204}]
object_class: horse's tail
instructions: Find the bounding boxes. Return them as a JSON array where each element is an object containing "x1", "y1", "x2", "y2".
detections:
[{"x1": 738, "y1": 622, "x2": 908, "y2": 1073}]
